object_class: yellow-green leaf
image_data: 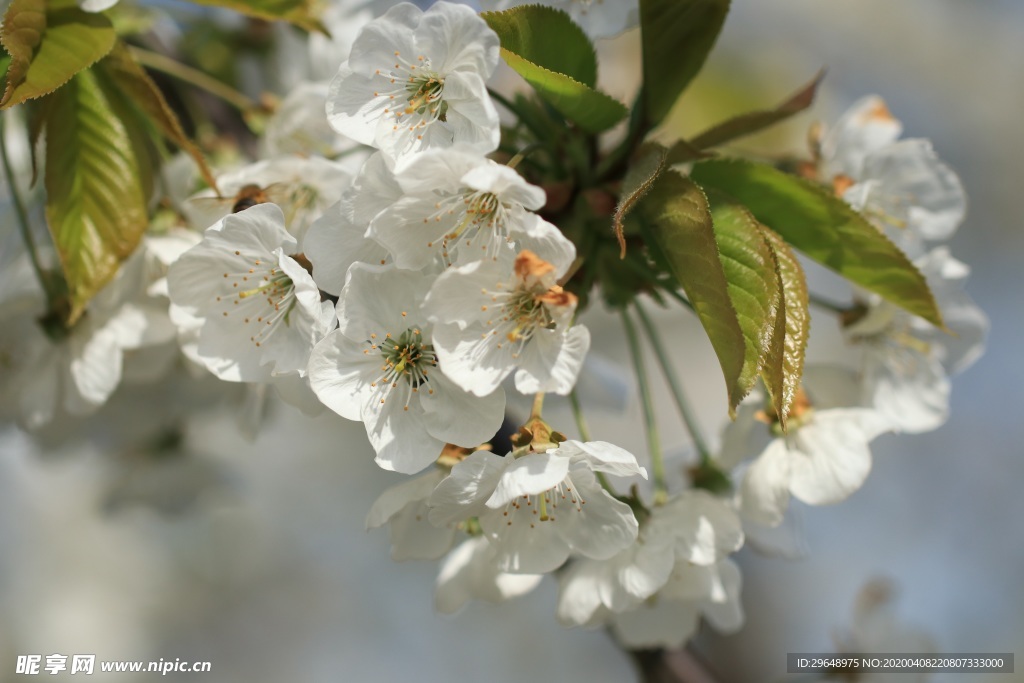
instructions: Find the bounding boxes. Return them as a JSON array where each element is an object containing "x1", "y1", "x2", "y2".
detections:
[
  {"x1": 708, "y1": 199, "x2": 780, "y2": 405},
  {"x1": 482, "y1": 5, "x2": 597, "y2": 87},
  {"x1": 99, "y1": 42, "x2": 219, "y2": 192},
  {"x1": 691, "y1": 158, "x2": 943, "y2": 327},
  {"x1": 499, "y1": 50, "x2": 627, "y2": 134},
  {"x1": 759, "y1": 226, "x2": 809, "y2": 428},
  {"x1": 639, "y1": 170, "x2": 746, "y2": 409},
  {"x1": 44, "y1": 69, "x2": 149, "y2": 324},
  {"x1": 1, "y1": 5, "x2": 115, "y2": 109},
  {"x1": 639, "y1": 0, "x2": 730, "y2": 126}
]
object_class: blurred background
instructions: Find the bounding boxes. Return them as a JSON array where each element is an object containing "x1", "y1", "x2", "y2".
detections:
[{"x1": 0, "y1": 1, "x2": 1020, "y2": 681}]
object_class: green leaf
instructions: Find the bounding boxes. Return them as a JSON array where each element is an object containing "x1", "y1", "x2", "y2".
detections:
[
  {"x1": 498, "y1": 50, "x2": 627, "y2": 133},
  {"x1": 689, "y1": 70, "x2": 824, "y2": 150},
  {"x1": 1, "y1": 5, "x2": 116, "y2": 109},
  {"x1": 481, "y1": 6, "x2": 597, "y2": 87},
  {"x1": 691, "y1": 158, "x2": 943, "y2": 327},
  {"x1": 638, "y1": 170, "x2": 746, "y2": 409},
  {"x1": 44, "y1": 69, "x2": 149, "y2": 324},
  {"x1": 639, "y1": 0, "x2": 730, "y2": 126},
  {"x1": 189, "y1": 0, "x2": 325, "y2": 33},
  {"x1": 759, "y1": 226, "x2": 809, "y2": 428},
  {"x1": 98, "y1": 42, "x2": 219, "y2": 192},
  {"x1": 708, "y1": 198, "x2": 780, "y2": 404},
  {"x1": 614, "y1": 142, "x2": 667, "y2": 257}
]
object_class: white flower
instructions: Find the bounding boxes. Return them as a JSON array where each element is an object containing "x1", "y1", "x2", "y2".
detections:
[
  {"x1": 369, "y1": 147, "x2": 571, "y2": 270},
  {"x1": 819, "y1": 96, "x2": 965, "y2": 255},
  {"x1": 426, "y1": 249, "x2": 589, "y2": 396},
  {"x1": 307, "y1": 263, "x2": 505, "y2": 474},
  {"x1": 557, "y1": 489, "x2": 743, "y2": 626},
  {"x1": 262, "y1": 81, "x2": 370, "y2": 163},
  {"x1": 845, "y1": 247, "x2": 988, "y2": 433},
  {"x1": 366, "y1": 469, "x2": 456, "y2": 560},
  {"x1": 167, "y1": 203, "x2": 335, "y2": 384},
  {"x1": 609, "y1": 559, "x2": 744, "y2": 649},
  {"x1": 479, "y1": 0, "x2": 639, "y2": 39},
  {"x1": 184, "y1": 156, "x2": 351, "y2": 247},
  {"x1": 0, "y1": 252, "x2": 176, "y2": 429},
  {"x1": 720, "y1": 370, "x2": 891, "y2": 528},
  {"x1": 435, "y1": 536, "x2": 543, "y2": 614},
  {"x1": 304, "y1": 152, "x2": 398, "y2": 296},
  {"x1": 429, "y1": 440, "x2": 647, "y2": 573},
  {"x1": 327, "y1": 2, "x2": 500, "y2": 160}
]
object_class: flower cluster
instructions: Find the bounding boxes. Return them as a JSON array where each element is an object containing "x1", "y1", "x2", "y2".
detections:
[{"x1": 0, "y1": 0, "x2": 989, "y2": 661}]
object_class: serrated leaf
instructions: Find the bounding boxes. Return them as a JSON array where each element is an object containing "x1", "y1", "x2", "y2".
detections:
[
  {"x1": 691, "y1": 158, "x2": 943, "y2": 327},
  {"x1": 759, "y1": 226, "x2": 809, "y2": 428},
  {"x1": 482, "y1": 6, "x2": 597, "y2": 87},
  {"x1": 689, "y1": 70, "x2": 824, "y2": 150},
  {"x1": 189, "y1": 0, "x2": 325, "y2": 33},
  {"x1": 45, "y1": 69, "x2": 149, "y2": 324},
  {"x1": 640, "y1": 0, "x2": 730, "y2": 126},
  {"x1": 499, "y1": 49, "x2": 627, "y2": 133},
  {"x1": 1, "y1": 0, "x2": 46, "y2": 105},
  {"x1": 638, "y1": 170, "x2": 746, "y2": 409},
  {"x1": 708, "y1": 199, "x2": 780, "y2": 404},
  {"x1": 614, "y1": 142, "x2": 667, "y2": 257},
  {"x1": 99, "y1": 42, "x2": 218, "y2": 192},
  {"x1": 1, "y1": 5, "x2": 115, "y2": 109}
]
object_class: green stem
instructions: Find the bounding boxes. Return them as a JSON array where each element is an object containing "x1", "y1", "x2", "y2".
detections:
[
  {"x1": 621, "y1": 309, "x2": 667, "y2": 503},
  {"x1": 809, "y1": 293, "x2": 851, "y2": 315},
  {"x1": 570, "y1": 390, "x2": 613, "y2": 493},
  {"x1": 0, "y1": 111, "x2": 52, "y2": 303},
  {"x1": 129, "y1": 47, "x2": 257, "y2": 113},
  {"x1": 634, "y1": 302, "x2": 712, "y2": 464}
]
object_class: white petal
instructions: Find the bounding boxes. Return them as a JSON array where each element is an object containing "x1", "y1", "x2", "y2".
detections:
[
  {"x1": 513, "y1": 324, "x2": 590, "y2": 396},
  {"x1": 558, "y1": 440, "x2": 648, "y2": 478},
  {"x1": 416, "y1": 1, "x2": 499, "y2": 76},
  {"x1": 366, "y1": 469, "x2": 446, "y2": 529},
  {"x1": 822, "y1": 95, "x2": 903, "y2": 178},
  {"x1": 428, "y1": 449, "x2": 510, "y2": 526},
  {"x1": 433, "y1": 322, "x2": 513, "y2": 396},
  {"x1": 420, "y1": 372, "x2": 506, "y2": 448},
  {"x1": 558, "y1": 475, "x2": 639, "y2": 560},
  {"x1": 862, "y1": 345, "x2": 950, "y2": 434},
  {"x1": 658, "y1": 490, "x2": 744, "y2": 566},
  {"x1": 861, "y1": 139, "x2": 965, "y2": 241},
  {"x1": 336, "y1": 264, "x2": 433, "y2": 341},
  {"x1": 479, "y1": 506, "x2": 570, "y2": 573},
  {"x1": 485, "y1": 452, "x2": 570, "y2": 507},
  {"x1": 787, "y1": 409, "x2": 887, "y2": 506},
  {"x1": 307, "y1": 331, "x2": 378, "y2": 422},
  {"x1": 740, "y1": 439, "x2": 792, "y2": 527},
  {"x1": 305, "y1": 199, "x2": 389, "y2": 296}
]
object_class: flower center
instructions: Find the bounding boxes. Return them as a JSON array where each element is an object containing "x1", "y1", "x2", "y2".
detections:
[
  {"x1": 366, "y1": 326, "x2": 438, "y2": 411},
  {"x1": 217, "y1": 254, "x2": 297, "y2": 349},
  {"x1": 499, "y1": 475, "x2": 585, "y2": 528},
  {"x1": 372, "y1": 52, "x2": 446, "y2": 142},
  {"x1": 422, "y1": 190, "x2": 511, "y2": 264},
  {"x1": 477, "y1": 252, "x2": 576, "y2": 359}
]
